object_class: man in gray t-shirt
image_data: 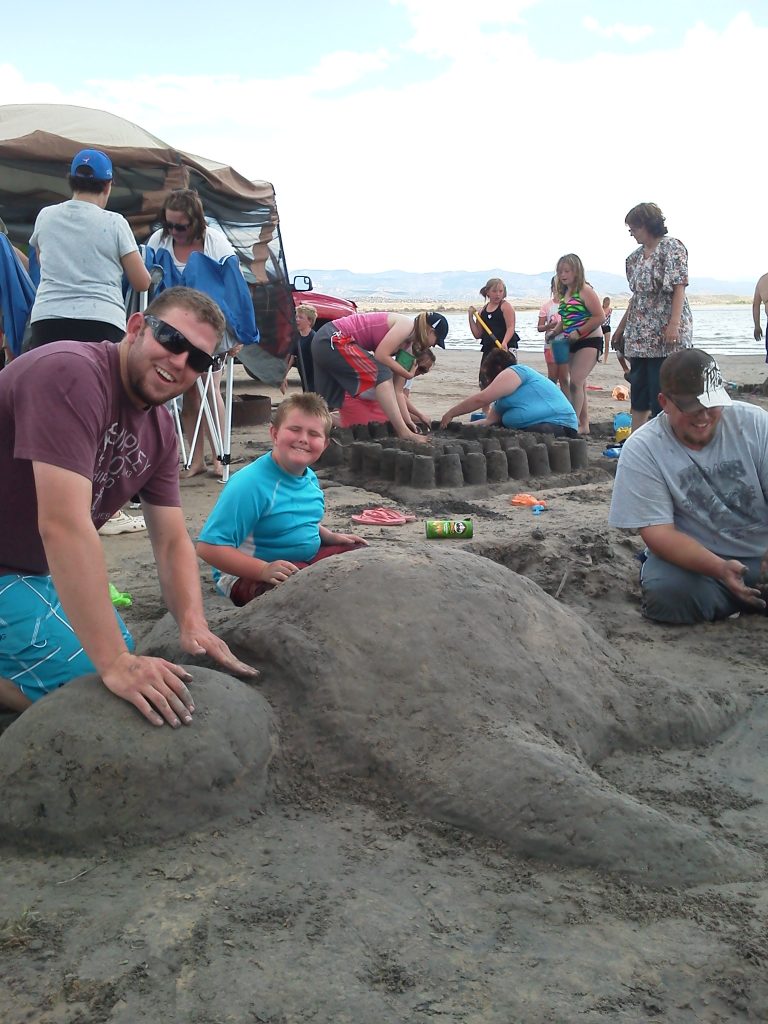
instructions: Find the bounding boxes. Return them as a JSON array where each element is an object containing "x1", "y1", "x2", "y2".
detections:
[{"x1": 609, "y1": 348, "x2": 768, "y2": 624}]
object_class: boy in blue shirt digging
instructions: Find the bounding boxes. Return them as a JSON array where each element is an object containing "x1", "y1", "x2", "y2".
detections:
[{"x1": 197, "y1": 393, "x2": 367, "y2": 606}]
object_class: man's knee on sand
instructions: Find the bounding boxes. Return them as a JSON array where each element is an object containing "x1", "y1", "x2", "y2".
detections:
[
  {"x1": 640, "y1": 558, "x2": 745, "y2": 625},
  {"x1": 640, "y1": 576, "x2": 731, "y2": 625}
]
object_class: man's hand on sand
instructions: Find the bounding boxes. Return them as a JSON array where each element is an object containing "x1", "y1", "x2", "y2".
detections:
[
  {"x1": 720, "y1": 559, "x2": 766, "y2": 610},
  {"x1": 179, "y1": 627, "x2": 260, "y2": 678},
  {"x1": 102, "y1": 651, "x2": 196, "y2": 728}
]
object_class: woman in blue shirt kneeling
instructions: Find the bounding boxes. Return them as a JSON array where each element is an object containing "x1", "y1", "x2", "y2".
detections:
[{"x1": 440, "y1": 349, "x2": 578, "y2": 436}]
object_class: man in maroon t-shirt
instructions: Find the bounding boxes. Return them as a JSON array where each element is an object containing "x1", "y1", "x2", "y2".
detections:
[{"x1": 0, "y1": 286, "x2": 256, "y2": 724}]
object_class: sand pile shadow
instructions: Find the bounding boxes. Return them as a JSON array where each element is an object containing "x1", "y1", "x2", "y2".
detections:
[
  {"x1": 0, "y1": 671, "x2": 275, "y2": 850},
  {"x1": 145, "y1": 548, "x2": 759, "y2": 887}
]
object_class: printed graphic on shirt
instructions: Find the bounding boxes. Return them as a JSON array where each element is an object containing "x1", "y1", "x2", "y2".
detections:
[
  {"x1": 678, "y1": 459, "x2": 758, "y2": 528},
  {"x1": 92, "y1": 422, "x2": 152, "y2": 514}
]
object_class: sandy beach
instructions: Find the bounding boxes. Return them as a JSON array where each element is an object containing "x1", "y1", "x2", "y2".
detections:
[{"x1": 2, "y1": 348, "x2": 768, "y2": 1023}]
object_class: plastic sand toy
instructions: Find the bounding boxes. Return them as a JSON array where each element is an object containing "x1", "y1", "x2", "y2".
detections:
[
  {"x1": 109, "y1": 583, "x2": 133, "y2": 608},
  {"x1": 510, "y1": 493, "x2": 547, "y2": 507}
]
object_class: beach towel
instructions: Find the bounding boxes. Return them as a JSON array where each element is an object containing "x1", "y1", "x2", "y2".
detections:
[{"x1": 0, "y1": 235, "x2": 36, "y2": 357}]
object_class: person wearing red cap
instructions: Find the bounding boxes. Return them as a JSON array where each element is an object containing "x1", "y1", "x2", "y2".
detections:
[
  {"x1": 609, "y1": 348, "x2": 768, "y2": 624},
  {"x1": 28, "y1": 148, "x2": 150, "y2": 348}
]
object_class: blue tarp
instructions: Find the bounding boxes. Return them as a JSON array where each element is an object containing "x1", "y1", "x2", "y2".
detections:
[
  {"x1": 0, "y1": 236, "x2": 35, "y2": 357},
  {"x1": 149, "y1": 248, "x2": 259, "y2": 346}
]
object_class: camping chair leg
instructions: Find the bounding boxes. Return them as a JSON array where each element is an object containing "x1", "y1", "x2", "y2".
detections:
[
  {"x1": 221, "y1": 354, "x2": 234, "y2": 483},
  {"x1": 193, "y1": 370, "x2": 225, "y2": 470},
  {"x1": 169, "y1": 397, "x2": 187, "y2": 467},
  {"x1": 187, "y1": 369, "x2": 213, "y2": 469}
]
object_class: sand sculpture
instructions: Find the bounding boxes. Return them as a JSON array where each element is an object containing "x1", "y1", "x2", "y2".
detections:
[
  {"x1": 317, "y1": 422, "x2": 590, "y2": 487},
  {"x1": 0, "y1": 670, "x2": 275, "y2": 850},
  {"x1": 0, "y1": 547, "x2": 759, "y2": 886},
  {"x1": 139, "y1": 547, "x2": 756, "y2": 888}
]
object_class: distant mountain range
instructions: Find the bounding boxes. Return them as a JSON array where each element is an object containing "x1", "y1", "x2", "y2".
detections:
[{"x1": 294, "y1": 268, "x2": 755, "y2": 301}]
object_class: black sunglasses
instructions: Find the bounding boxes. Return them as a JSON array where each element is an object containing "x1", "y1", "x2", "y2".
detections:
[
  {"x1": 663, "y1": 393, "x2": 712, "y2": 415},
  {"x1": 164, "y1": 220, "x2": 191, "y2": 233},
  {"x1": 144, "y1": 315, "x2": 221, "y2": 373}
]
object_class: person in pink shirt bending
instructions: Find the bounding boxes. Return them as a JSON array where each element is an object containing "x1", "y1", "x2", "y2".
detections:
[{"x1": 311, "y1": 310, "x2": 448, "y2": 441}]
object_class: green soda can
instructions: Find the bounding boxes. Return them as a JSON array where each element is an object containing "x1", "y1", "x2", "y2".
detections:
[{"x1": 425, "y1": 517, "x2": 473, "y2": 539}]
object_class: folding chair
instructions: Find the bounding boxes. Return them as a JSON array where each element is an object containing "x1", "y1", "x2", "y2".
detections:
[{"x1": 184, "y1": 351, "x2": 237, "y2": 482}]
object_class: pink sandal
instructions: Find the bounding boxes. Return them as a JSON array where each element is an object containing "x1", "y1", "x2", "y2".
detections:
[{"x1": 350, "y1": 507, "x2": 417, "y2": 526}]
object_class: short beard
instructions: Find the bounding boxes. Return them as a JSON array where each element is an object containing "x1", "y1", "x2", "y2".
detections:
[
  {"x1": 129, "y1": 375, "x2": 162, "y2": 409},
  {"x1": 126, "y1": 346, "x2": 180, "y2": 408}
]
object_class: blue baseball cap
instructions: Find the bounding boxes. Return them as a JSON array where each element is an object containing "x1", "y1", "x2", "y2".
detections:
[{"x1": 70, "y1": 149, "x2": 113, "y2": 182}]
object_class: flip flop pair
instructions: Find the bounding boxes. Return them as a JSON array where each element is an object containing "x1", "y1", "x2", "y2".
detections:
[{"x1": 350, "y1": 507, "x2": 417, "y2": 526}]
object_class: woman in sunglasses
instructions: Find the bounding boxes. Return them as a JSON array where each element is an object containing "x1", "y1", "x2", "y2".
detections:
[{"x1": 147, "y1": 189, "x2": 237, "y2": 477}]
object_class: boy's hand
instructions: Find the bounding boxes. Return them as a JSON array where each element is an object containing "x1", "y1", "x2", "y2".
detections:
[
  {"x1": 328, "y1": 532, "x2": 368, "y2": 547},
  {"x1": 259, "y1": 560, "x2": 299, "y2": 585}
]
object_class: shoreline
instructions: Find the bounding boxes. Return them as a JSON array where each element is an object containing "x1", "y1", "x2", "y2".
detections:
[
  {"x1": 354, "y1": 295, "x2": 755, "y2": 314},
  {"x1": 231, "y1": 350, "x2": 768, "y2": 432}
]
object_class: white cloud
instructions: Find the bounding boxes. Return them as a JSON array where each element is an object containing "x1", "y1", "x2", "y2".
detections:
[
  {"x1": 0, "y1": 63, "x2": 67, "y2": 104},
  {"x1": 309, "y1": 50, "x2": 394, "y2": 92},
  {"x1": 393, "y1": 0, "x2": 538, "y2": 56},
  {"x1": 582, "y1": 16, "x2": 655, "y2": 44},
  {"x1": 2, "y1": 12, "x2": 766, "y2": 281}
]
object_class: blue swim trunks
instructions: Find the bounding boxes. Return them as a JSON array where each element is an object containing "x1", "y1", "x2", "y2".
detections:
[{"x1": 0, "y1": 574, "x2": 134, "y2": 701}]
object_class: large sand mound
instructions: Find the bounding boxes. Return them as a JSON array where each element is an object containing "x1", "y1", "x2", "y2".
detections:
[
  {"x1": 144, "y1": 547, "x2": 759, "y2": 887},
  {"x1": 0, "y1": 670, "x2": 275, "y2": 850}
]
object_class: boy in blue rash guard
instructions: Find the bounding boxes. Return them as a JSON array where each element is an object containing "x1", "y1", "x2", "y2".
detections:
[{"x1": 196, "y1": 393, "x2": 367, "y2": 606}]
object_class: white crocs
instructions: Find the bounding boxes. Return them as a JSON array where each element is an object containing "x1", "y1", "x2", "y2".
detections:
[{"x1": 99, "y1": 510, "x2": 147, "y2": 536}]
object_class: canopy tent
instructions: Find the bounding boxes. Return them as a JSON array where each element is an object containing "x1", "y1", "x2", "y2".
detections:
[{"x1": 0, "y1": 103, "x2": 295, "y2": 366}]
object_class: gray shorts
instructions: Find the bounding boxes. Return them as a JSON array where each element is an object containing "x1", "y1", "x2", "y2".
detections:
[{"x1": 311, "y1": 323, "x2": 392, "y2": 410}]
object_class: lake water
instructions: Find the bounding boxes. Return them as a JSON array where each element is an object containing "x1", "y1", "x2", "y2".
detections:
[{"x1": 442, "y1": 304, "x2": 764, "y2": 358}]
